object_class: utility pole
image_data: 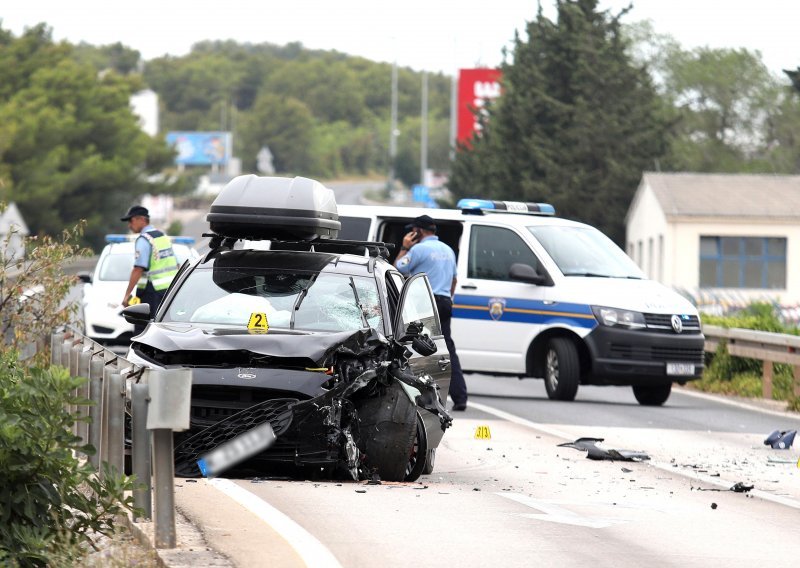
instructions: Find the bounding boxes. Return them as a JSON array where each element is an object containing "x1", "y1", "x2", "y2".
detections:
[
  {"x1": 388, "y1": 60, "x2": 398, "y2": 195},
  {"x1": 449, "y1": 72, "x2": 457, "y2": 162},
  {"x1": 420, "y1": 71, "x2": 428, "y2": 186}
]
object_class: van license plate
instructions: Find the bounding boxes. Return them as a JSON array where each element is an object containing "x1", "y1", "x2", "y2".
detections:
[{"x1": 666, "y1": 363, "x2": 695, "y2": 376}]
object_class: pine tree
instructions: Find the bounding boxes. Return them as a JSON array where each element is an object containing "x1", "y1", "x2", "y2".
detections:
[{"x1": 449, "y1": 0, "x2": 669, "y2": 245}]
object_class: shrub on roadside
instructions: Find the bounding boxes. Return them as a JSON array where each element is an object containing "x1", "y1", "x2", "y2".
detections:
[
  {"x1": 0, "y1": 351, "x2": 136, "y2": 566},
  {"x1": 700, "y1": 302, "x2": 800, "y2": 408}
]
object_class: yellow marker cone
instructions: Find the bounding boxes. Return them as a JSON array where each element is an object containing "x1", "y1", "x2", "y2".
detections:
[{"x1": 474, "y1": 425, "x2": 492, "y2": 440}]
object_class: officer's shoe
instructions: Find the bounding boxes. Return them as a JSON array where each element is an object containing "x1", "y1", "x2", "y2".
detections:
[{"x1": 452, "y1": 402, "x2": 467, "y2": 411}]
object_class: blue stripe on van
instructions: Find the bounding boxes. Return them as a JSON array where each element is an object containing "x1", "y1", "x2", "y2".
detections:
[{"x1": 452, "y1": 294, "x2": 598, "y2": 329}]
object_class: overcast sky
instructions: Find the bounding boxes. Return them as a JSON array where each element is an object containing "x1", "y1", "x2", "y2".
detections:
[{"x1": 2, "y1": 1, "x2": 798, "y2": 77}]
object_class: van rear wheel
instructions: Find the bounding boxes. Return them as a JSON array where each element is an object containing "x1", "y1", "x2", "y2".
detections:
[
  {"x1": 632, "y1": 383, "x2": 672, "y2": 406},
  {"x1": 544, "y1": 338, "x2": 579, "y2": 401}
]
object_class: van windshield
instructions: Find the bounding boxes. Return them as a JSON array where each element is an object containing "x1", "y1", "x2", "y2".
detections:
[{"x1": 527, "y1": 225, "x2": 644, "y2": 279}]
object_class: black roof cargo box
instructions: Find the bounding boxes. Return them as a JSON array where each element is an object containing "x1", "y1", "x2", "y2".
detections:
[{"x1": 206, "y1": 175, "x2": 340, "y2": 240}]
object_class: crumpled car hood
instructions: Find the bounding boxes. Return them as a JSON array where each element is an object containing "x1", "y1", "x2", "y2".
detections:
[{"x1": 133, "y1": 322, "x2": 386, "y2": 367}]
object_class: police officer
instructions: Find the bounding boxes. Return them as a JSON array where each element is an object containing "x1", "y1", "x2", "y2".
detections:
[
  {"x1": 395, "y1": 215, "x2": 468, "y2": 411},
  {"x1": 120, "y1": 205, "x2": 179, "y2": 334}
]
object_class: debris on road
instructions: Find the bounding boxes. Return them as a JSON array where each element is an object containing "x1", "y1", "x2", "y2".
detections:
[
  {"x1": 557, "y1": 437, "x2": 650, "y2": 462},
  {"x1": 730, "y1": 482, "x2": 754, "y2": 493},
  {"x1": 711, "y1": 503, "x2": 718, "y2": 509},
  {"x1": 763, "y1": 429, "x2": 796, "y2": 449}
]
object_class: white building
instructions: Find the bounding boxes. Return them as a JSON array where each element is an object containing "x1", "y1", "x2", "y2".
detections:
[
  {"x1": 0, "y1": 202, "x2": 29, "y2": 261},
  {"x1": 130, "y1": 89, "x2": 159, "y2": 137},
  {"x1": 626, "y1": 173, "x2": 800, "y2": 310}
]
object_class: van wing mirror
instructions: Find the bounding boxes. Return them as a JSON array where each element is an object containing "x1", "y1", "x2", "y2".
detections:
[
  {"x1": 77, "y1": 271, "x2": 92, "y2": 284},
  {"x1": 122, "y1": 303, "x2": 152, "y2": 325},
  {"x1": 509, "y1": 263, "x2": 549, "y2": 285}
]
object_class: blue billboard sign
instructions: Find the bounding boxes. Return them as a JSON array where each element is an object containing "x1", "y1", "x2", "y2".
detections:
[{"x1": 165, "y1": 131, "x2": 232, "y2": 165}]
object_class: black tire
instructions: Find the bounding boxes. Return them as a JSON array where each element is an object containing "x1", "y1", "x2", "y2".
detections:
[
  {"x1": 404, "y1": 412, "x2": 428, "y2": 482},
  {"x1": 632, "y1": 383, "x2": 672, "y2": 406},
  {"x1": 543, "y1": 337, "x2": 580, "y2": 401},
  {"x1": 357, "y1": 381, "x2": 417, "y2": 482},
  {"x1": 423, "y1": 448, "x2": 436, "y2": 475}
]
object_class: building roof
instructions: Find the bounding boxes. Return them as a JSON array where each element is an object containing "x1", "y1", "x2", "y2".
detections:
[{"x1": 642, "y1": 172, "x2": 800, "y2": 219}]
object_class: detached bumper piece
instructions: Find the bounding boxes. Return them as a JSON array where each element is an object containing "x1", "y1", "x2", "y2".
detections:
[{"x1": 174, "y1": 398, "x2": 297, "y2": 477}]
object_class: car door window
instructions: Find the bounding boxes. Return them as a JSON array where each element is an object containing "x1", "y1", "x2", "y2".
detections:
[
  {"x1": 468, "y1": 225, "x2": 542, "y2": 281},
  {"x1": 397, "y1": 275, "x2": 442, "y2": 337}
]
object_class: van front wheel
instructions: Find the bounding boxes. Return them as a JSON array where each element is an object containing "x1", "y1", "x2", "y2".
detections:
[
  {"x1": 632, "y1": 383, "x2": 672, "y2": 406},
  {"x1": 544, "y1": 338, "x2": 579, "y2": 401}
]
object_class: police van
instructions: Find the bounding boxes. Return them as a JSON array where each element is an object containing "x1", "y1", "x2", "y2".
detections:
[{"x1": 337, "y1": 199, "x2": 704, "y2": 406}]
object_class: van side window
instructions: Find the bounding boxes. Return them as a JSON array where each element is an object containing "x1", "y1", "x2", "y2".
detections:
[{"x1": 468, "y1": 225, "x2": 541, "y2": 281}]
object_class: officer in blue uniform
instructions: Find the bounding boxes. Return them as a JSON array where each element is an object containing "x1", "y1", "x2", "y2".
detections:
[{"x1": 395, "y1": 215, "x2": 468, "y2": 410}]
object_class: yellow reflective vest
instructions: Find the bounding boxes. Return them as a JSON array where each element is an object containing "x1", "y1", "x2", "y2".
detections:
[{"x1": 136, "y1": 230, "x2": 179, "y2": 292}]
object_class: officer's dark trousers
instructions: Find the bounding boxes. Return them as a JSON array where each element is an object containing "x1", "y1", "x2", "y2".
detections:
[{"x1": 435, "y1": 295, "x2": 467, "y2": 406}]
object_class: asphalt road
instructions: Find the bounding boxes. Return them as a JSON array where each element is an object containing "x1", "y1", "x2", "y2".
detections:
[{"x1": 174, "y1": 378, "x2": 800, "y2": 568}]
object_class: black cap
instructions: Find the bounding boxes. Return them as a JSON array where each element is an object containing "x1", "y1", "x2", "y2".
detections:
[
  {"x1": 120, "y1": 205, "x2": 149, "y2": 221},
  {"x1": 405, "y1": 214, "x2": 437, "y2": 232}
]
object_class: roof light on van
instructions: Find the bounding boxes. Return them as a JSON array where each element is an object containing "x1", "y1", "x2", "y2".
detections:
[
  {"x1": 456, "y1": 199, "x2": 555, "y2": 216},
  {"x1": 105, "y1": 234, "x2": 196, "y2": 244}
]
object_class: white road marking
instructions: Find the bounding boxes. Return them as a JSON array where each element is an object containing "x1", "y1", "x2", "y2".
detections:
[
  {"x1": 497, "y1": 492, "x2": 632, "y2": 528},
  {"x1": 467, "y1": 400, "x2": 800, "y2": 511},
  {"x1": 207, "y1": 478, "x2": 343, "y2": 568}
]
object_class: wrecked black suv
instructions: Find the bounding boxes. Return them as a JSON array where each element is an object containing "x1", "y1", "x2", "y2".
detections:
[{"x1": 124, "y1": 175, "x2": 452, "y2": 481}]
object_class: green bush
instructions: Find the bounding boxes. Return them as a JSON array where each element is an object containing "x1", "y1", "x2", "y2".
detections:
[{"x1": 0, "y1": 351, "x2": 136, "y2": 566}]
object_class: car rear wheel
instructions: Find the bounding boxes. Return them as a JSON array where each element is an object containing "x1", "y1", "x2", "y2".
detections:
[
  {"x1": 357, "y1": 381, "x2": 417, "y2": 482},
  {"x1": 632, "y1": 383, "x2": 672, "y2": 406},
  {"x1": 544, "y1": 337, "x2": 580, "y2": 401}
]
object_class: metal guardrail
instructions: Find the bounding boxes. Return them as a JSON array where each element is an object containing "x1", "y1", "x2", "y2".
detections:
[
  {"x1": 703, "y1": 324, "x2": 800, "y2": 400},
  {"x1": 50, "y1": 326, "x2": 191, "y2": 549}
]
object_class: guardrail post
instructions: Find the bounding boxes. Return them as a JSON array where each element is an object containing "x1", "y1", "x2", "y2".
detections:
[
  {"x1": 794, "y1": 366, "x2": 800, "y2": 398},
  {"x1": 762, "y1": 361, "x2": 773, "y2": 400},
  {"x1": 88, "y1": 355, "x2": 105, "y2": 469},
  {"x1": 77, "y1": 347, "x2": 92, "y2": 450},
  {"x1": 148, "y1": 369, "x2": 192, "y2": 549},
  {"x1": 132, "y1": 383, "x2": 152, "y2": 520},
  {"x1": 51, "y1": 331, "x2": 64, "y2": 366},
  {"x1": 107, "y1": 371, "x2": 125, "y2": 476},
  {"x1": 69, "y1": 340, "x2": 83, "y2": 436}
]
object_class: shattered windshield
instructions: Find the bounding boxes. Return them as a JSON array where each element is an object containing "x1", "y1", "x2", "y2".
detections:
[
  {"x1": 163, "y1": 267, "x2": 383, "y2": 332},
  {"x1": 527, "y1": 225, "x2": 643, "y2": 279}
]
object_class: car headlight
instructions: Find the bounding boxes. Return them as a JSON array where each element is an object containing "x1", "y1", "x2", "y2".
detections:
[{"x1": 591, "y1": 306, "x2": 646, "y2": 329}]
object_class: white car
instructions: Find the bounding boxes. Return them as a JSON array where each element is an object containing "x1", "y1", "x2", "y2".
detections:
[{"x1": 80, "y1": 235, "x2": 198, "y2": 344}]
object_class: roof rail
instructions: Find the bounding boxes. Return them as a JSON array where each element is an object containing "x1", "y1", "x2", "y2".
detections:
[{"x1": 203, "y1": 233, "x2": 393, "y2": 258}]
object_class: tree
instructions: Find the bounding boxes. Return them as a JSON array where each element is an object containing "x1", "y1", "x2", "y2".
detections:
[
  {"x1": 0, "y1": 24, "x2": 182, "y2": 249},
  {"x1": 237, "y1": 92, "x2": 319, "y2": 174},
  {"x1": 448, "y1": 0, "x2": 670, "y2": 245}
]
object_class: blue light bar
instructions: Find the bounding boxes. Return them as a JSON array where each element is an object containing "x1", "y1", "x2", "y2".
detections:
[
  {"x1": 105, "y1": 234, "x2": 134, "y2": 243},
  {"x1": 456, "y1": 199, "x2": 556, "y2": 216},
  {"x1": 106, "y1": 234, "x2": 196, "y2": 244}
]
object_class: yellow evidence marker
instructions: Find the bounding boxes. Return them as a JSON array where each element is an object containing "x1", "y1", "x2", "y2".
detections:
[
  {"x1": 247, "y1": 312, "x2": 269, "y2": 334},
  {"x1": 128, "y1": 295, "x2": 141, "y2": 305},
  {"x1": 474, "y1": 425, "x2": 492, "y2": 440}
]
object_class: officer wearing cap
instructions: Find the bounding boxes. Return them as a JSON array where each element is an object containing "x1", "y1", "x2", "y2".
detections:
[
  {"x1": 120, "y1": 205, "x2": 179, "y2": 334},
  {"x1": 395, "y1": 215, "x2": 468, "y2": 410}
]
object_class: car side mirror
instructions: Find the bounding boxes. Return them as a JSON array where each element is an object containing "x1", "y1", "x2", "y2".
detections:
[
  {"x1": 122, "y1": 303, "x2": 151, "y2": 325},
  {"x1": 411, "y1": 335, "x2": 438, "y2": 357},
  {"x1": 399, "y1": 320, "x2": 438, "y2": 356},
  {"x1": 509, "y1": 262, "x2": 548, "y2": 285},
  {"x1": 77, "y1": 271, "x2": 92, "y2": 284}
]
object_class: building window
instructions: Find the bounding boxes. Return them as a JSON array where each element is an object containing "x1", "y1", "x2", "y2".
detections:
[{"x1": 699, "y1": 236, "x2": 786, "y2": 289}]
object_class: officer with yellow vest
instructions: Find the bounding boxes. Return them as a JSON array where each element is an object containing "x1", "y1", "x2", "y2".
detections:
[{"x1": 120, "y1": 205, "x2": 179, "y2": 334}]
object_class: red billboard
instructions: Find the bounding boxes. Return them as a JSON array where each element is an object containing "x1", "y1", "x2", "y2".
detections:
[{"x1": 457, "y1": 68, "x2": 503, "y2": 146}]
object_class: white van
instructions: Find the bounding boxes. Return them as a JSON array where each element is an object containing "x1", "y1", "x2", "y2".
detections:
[{"x1": 338, "y1": 199, "x2": 704, "y2": 406}]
